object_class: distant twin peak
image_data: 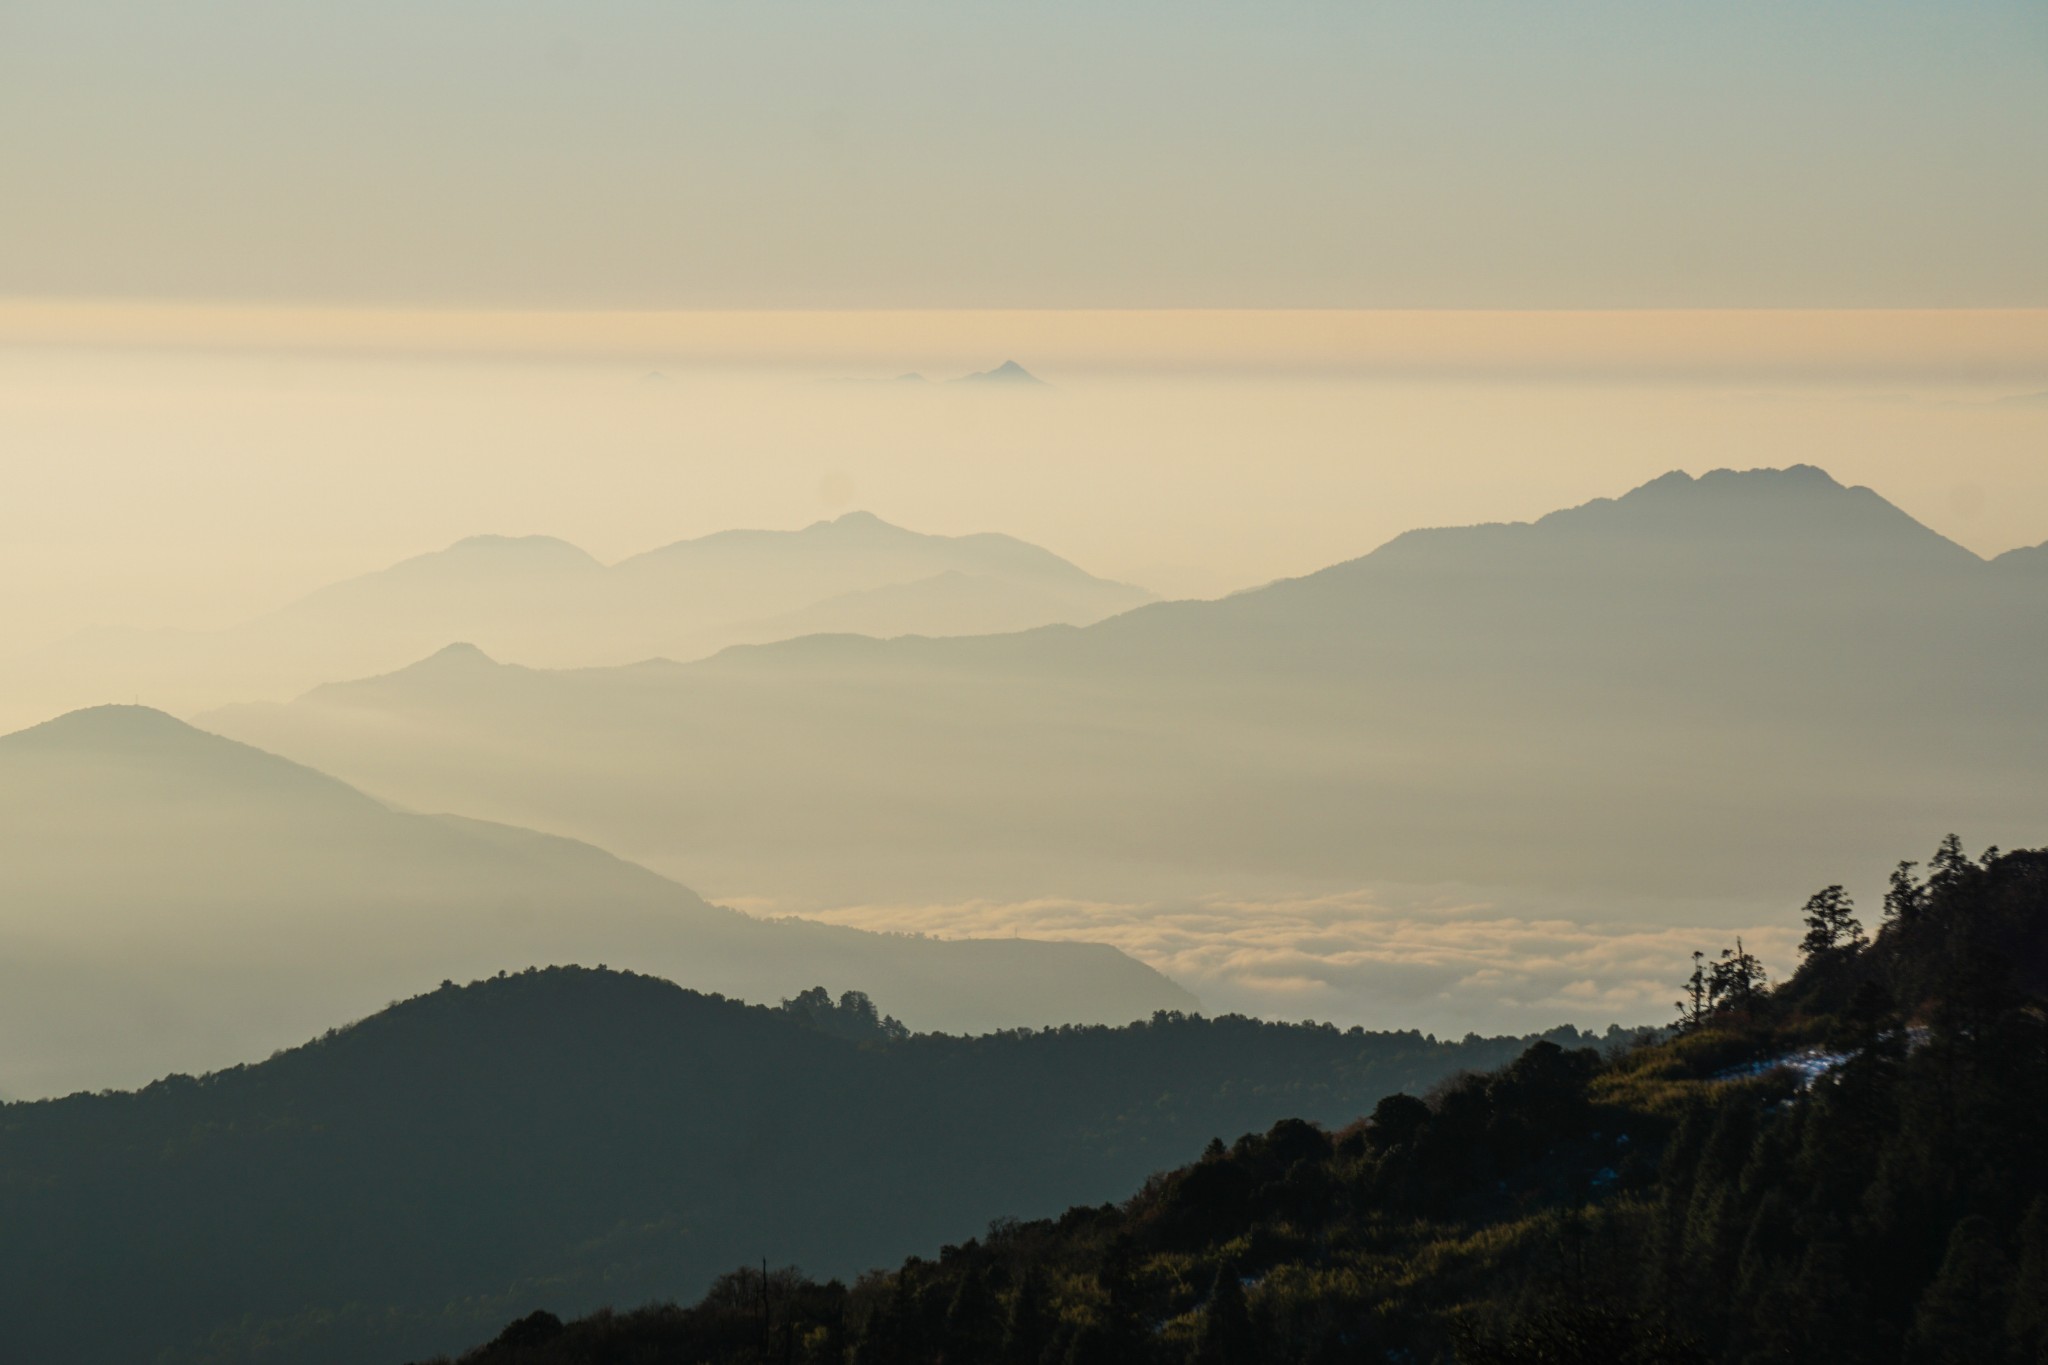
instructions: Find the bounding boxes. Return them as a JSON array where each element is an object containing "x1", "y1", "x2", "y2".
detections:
[{"x1": 1632, "y1": 464, "x2": 1842, "y2": 495}]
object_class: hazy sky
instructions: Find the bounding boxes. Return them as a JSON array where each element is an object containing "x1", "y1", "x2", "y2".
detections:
[
  {"x1": 3, "y1": 1, "x2": 2046, "y2": 307},
  {"x1": 4, "y1": 3, "x2": 2047, "y2": 651}
]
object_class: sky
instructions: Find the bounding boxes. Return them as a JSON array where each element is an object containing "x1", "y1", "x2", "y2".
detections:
[
  {"x1": 3, "y1": 0, "x2": 2046, "y2": 646},
  {"x1": 2, "y1": 1, "x2": 2046, "y2": 307}
]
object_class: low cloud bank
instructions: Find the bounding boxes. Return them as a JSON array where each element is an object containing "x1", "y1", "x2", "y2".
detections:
[{"x1": 746, "y1": 889, "x2": 1803, "y2": 1037}]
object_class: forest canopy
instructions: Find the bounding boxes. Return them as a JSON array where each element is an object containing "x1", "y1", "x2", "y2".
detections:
[{"x1": 0, "y1": 963, "x2": 1603, "y2": 1365}]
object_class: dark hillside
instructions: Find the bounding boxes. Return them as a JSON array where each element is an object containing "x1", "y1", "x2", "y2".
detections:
[{"x1": 0, "y1": 974, "x2": 1590, "y2": 1365}]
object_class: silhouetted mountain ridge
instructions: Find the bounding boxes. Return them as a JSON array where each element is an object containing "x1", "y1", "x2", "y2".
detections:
[{"x1": 0, "y1": 964, "x2": 1607, "y2": 1365}]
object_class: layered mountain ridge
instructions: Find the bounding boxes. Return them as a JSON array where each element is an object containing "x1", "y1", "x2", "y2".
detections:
[
  {"x1": 0, "y1": 511, "x2": 1151, "y2": 727},
  {"x1": 0, "y1": 705, "x2": 1194, "y2": 1098},
  {"x1": 204, "y1": 467, "x2": 2048, "y2": 921}
]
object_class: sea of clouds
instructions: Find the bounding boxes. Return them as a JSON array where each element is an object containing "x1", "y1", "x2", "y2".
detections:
[{"x1": 754, "y1": 887, "x2": 1802, "y2": 1038}]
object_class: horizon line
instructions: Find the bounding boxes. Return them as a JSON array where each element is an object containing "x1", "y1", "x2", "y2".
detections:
[{"x1": 6, "y1": 300, "x2": 2047, "y2": 385}]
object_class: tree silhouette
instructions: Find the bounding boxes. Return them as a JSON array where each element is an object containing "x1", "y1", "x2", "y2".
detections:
[
  {"x1": 1195, "y1": 1266, "x2": 1256, "y2": 1365},
  {"x1": 1675, "y1": 950, "x2": 1708, "y2": 1030},
  {"x1": 1883, "y1": 858, "x2": 1927, "y2": 924},
  {"x1": 1798, "y1": 884, "x2": 1866, "y2": 961},
  {"x1": 1906, "y1": 1216, "x2": 2016, "y2": 1364},
  {"x1": 1706, "y1": 937, "x2": 1766, "y2": 1016}
]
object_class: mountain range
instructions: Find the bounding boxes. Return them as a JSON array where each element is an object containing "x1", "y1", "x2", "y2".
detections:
[
  {"x1": 1, "y1": 511, "x2": 1149, "y2": 727},
  {"x1": 202, "y1": 467, "x2": 2048, "y2": 922},
  {"x1": 0, "y1": 705, "x2": 1190, "y2": 1098}
]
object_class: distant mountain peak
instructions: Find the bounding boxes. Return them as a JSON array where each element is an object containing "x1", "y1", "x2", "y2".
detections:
[
  {"x1": 956, "y1": 360, "x2": 1045, "y2": 385},
  {"x1": 0, "y1": 703, "x2": 384, "y2": 814},
  {"x1": 1621, "y1": 464, "x2": 1844, "y2": 501},
  {"x1": 424, "y1": 641, "x2": 497, "y2": 665},
  {"x1": 1536, "y1": 464, "x2": 1900, "y2": 530},
  {"x1": 789, "y1": 509, "x2": 911, "y2": 538},
  {"x1": 1, "y1": 703, "x2": 199, "y2": 751},
  {"x1": 1545, "y1": 464, "x2": 1975, "y2": 561},
  {"x1": 1344, "y1": 463, "x2": 1982, "y2": 584},
  {"x1": 436, "y1": 534, "x2": 601, "y2": 566},
  {"x1": 344, "y1": 642, "x2": 507, "y2": 689}
]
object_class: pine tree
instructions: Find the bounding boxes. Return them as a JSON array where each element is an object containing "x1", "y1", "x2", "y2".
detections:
[
  {"x1": 1196, "y1": 1266, "x2": 1256, "y2": 1365},
  {"x1": 1798, "y1": 885, "x2": 1866, "y2": 961},
  {"x1": 1906, "y1": 1216, "x2": 2016, "y2": 1365},
  {"x1": 1004, "y1": 1265, "x2": 1053, "y2": 1365},
  {"x1": 1707, "y1": 939, "x2": 1766, "y2": 1016},
  {"x1": 943, "y1": 1267, "x2": 1003, "y2": 1364},
  {"x1": 1092, "y1": 1235, "x2": 1149, "y2": 1362},
  {"x1": 1927, "y1": 834, "x2": 1974, "y2": 903},
  {"x1": 1676, "y1": 951, "x2": 1708, "y2": 1030},
  {"x1": 2007, "y1": 1197, "x2": 2048, "y2": 1361},
  {"x1": 1884, "y1": 860, "x2": 1925, "y2": 924}
]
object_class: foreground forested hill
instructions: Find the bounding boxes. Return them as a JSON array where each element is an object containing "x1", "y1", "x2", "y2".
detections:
[
  {"x1": 433, "y1": 838, "x2": 2048, "y2": 1365},
  {"x1": 0, "y1": 974, "x2": 1595, "y2": 1365}
]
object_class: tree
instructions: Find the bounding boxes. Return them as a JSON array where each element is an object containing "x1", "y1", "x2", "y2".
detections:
[
  {"x1": 1884, "y1": 860, "x2": 1925, "y2": 924},
  {"x1": 483, "y1": 1310, "x2": 564, "y2": 1352},
  {"x1": 1835, "y1": 978, "x2": 1897, "y2": 1050},
  {"x1": 1366, "y1": 1092, "x2": 1431, "y2": 1153},
  {"x1": 942, "y1": 1267, "x2": 1002, "y2": 1364},
  {"x1": 1906, "y1": 1216, "x2": 2016, "y2": 1364},
  {"x1": 1798, "y1": 885, "x2": 1866, "y2": 961},
  {"x1": 2008, "y1": 1197, "x2": 2048, "y2": 1360},
  {"x1": 1092, "y1": 1235, "x2": 1148, "y2": 1358},
  {"x1": 1004, "y1": 1265, "x2": 1053, "y2": 1365},
  {"x1": 1676, "y1": 951, "x2": 1708, "y2": 1030},
  {"x1": 1195, "y1": 1267, "x2": 1256, "y2": 1365},
  {"x1": 778, "y1": 986, "x2": 909, "y2": 1042},
  {"x1": 1707, "y1": 939, "x2": 1765, "y2": 1016},
  {"x1": 1927, "y1": 833, "x2": 1974, "y2": 900}
]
